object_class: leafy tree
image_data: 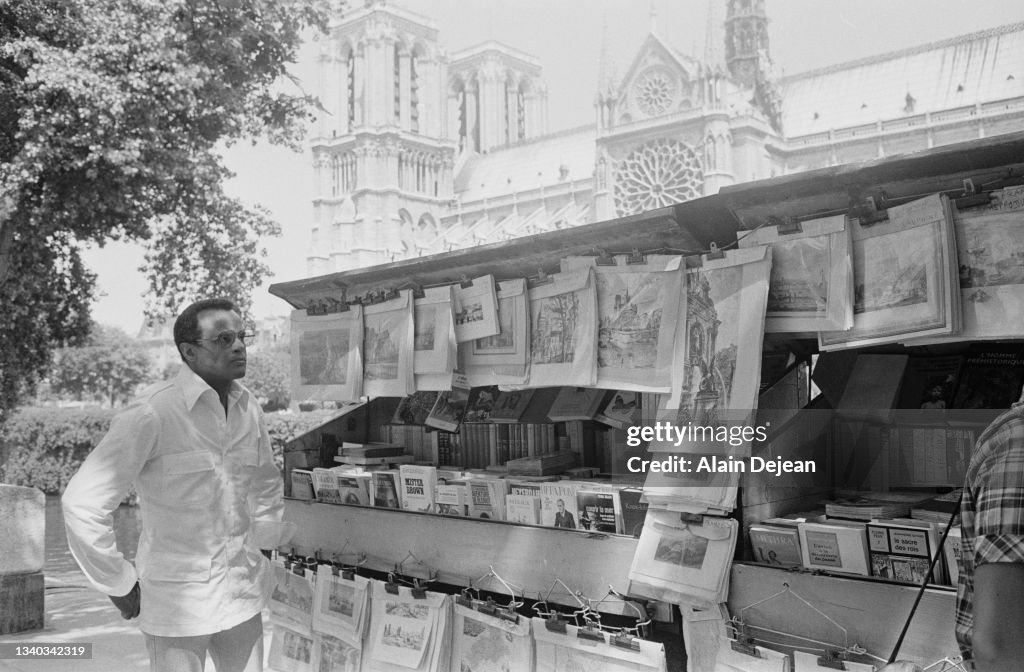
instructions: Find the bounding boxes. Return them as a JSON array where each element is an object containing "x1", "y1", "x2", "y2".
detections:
[
  {"x1": 0, "y1": 0, "x2": 332, "y2": 421},
  {"x1": 245, "y1": 348, "x2": 292, "y2": 412},
  {"x1": 50, "y1": 324, "x2": 154, "y2": 407}
]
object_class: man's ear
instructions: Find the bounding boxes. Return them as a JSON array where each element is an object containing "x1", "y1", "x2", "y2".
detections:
[{"x1": 178, "y1": 342, "x2": 197, "y2": 364}]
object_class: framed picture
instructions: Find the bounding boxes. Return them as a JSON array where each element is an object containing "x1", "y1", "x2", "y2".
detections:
[{"x1": 453, "y1": 274, "x2": 500, "y2": 343}]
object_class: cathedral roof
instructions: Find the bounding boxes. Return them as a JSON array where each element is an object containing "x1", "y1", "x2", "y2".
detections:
[
  {"x1": 453, "y1": 125, "x2": 596, "y2": 204},
  {"x1": 779, "y1": 22, "x2": 1024, "y2": 138}
]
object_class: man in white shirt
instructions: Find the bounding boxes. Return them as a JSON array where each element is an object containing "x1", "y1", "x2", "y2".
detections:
[{"x1": 63, "y1": 298, "x2": 292, "y2": 672}]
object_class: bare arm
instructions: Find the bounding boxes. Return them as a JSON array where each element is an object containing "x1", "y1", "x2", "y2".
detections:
[{"x1": 972, "y1": 562, "x2": 1024, "y2": 672}]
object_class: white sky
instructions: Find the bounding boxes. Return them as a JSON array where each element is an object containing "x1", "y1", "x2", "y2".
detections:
[{"x1": 84, "y1": 0, "x2": 1024, "y2": 334}]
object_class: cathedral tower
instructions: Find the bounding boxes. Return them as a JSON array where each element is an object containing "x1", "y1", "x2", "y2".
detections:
[
  {"x1": 309, "y1": 1, "x2": 458, "y2": 275},
  {"x1": 724, "y1": 0, "x2": 770, "y2": 89}
]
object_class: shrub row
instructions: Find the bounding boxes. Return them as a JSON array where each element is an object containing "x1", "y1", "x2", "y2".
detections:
[{"x1": 0, "y1": 406, "x2": 337, "y2": 495}]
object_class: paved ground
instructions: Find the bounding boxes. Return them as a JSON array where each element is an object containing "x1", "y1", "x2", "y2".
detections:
[{"x1": 0, "y1": 575, "x2": 274, "y2": 672}]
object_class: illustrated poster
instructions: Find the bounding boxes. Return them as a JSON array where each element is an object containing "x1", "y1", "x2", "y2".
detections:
[
  {"x1": 364, "y1": 581, "x2": 450, "y2": 672},
  {"x1": 268, "y1": 618, "x2": 315, "y2": 672},
  {"x1": 290, "y1": 306, "x2": 363, "y2": 403},
  {"x1": 310, "y1": 631, "x2": 362, "y2": 672},
  {"x1": 737, "y1": 214, "x2": 854, "y2": 332},
  {"x1": 363, "y1": 290, "x2": 415, "y2": 398},
  {"x1": 312, "y1": 565, "x2": 370, "y2": 641},
  {"x1": 452, "y1": 602, "x2": 533, "y2": 672},
  {"x1": 526, "y1": 268, "x2": 598, "y2": 387},
  {"x1": 652, "y1": 246, "x2": 771, "y2": 457},
  {"x1": 561, "y1": 255, "x2": 684, "y2": 392},
  {"x1": 270, "y1": 562, "x2": 315, "y2": 632}
]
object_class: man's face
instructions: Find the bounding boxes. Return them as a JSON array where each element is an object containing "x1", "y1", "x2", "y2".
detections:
[
  {"x1": 184, "y1": 309, "x2": 247, "y2": 388},
  {"x1": 557, "y1": 501, "x2": 565, "y2": 513}
]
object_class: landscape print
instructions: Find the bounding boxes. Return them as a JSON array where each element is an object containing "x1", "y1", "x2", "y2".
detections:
[
  {"x1": 766, "y1": 237, "x2": 829, "y2": 314},
  {"x1": 958, "y1": 213, "x2": 1024, "y2": 289},
  {"x1": 854, "y1": 228, "x2": 932, "y2": 315},
  {"x1": 595, "y1": 272, "x2": 663, "y2": 369},
  {"x1": 531, "y1": 291, "x2": 580, "y2": 365},
  {"x1": 474, "y1": 296, "x2": 515, "y2": 352},
  {"x1": 299, "y1": 329, "x2": 350, "y2": 385}
]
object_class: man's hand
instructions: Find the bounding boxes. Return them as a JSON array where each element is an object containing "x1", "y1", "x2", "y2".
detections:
[{"x1": 109, "y1": 582, "x2": 141, "y2": 620}]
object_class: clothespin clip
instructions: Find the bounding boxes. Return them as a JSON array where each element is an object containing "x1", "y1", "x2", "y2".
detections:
[
  {"x1": 769, "y1": 214, "x2": 803, "y2": 235},
  {"x1": 593, "y1": 247, "x2": 616, "y2": 266},
  {"x1": 853, "y1": 192, "x2": 889, "y2": 226},
  {"x1": 705, "y1": 241, "x2": 726, "y2": 260},
  {"x1": 529, "y1": 268, "x2": 553, "y2": 287},
  {"x1": 576, "y1": 623, "x2": 605, "y2": 643},
  {"x1": 679, "y1": 511, "x2": 705, "y2": 525},
  {"x1": 459, "y1": 274, "x2": 474, "y2": 289},
  {"x1": 384, "y1": 572, "x2": 401, "y2": 595},
  {"x1": 544, "y1": 612, "x2": 568, "y2": 634},
  {"x1": 383, "y1": 288, "x2": 400, "y2": 302},
  {"x1": 626, "y1": 247, "x2": 647, "y2": 265},
  {"x1": 611, "y1": 631, "x2": 642, "y2": 651},
  {"x1": 816, "y1": 650, "x2": 848, "y2": 670},
  {"x1": 684, "y1": 253, "x2": 703, "y2": 269},
  {"x1": 410, "y1": 578, "x2": 427, "y2": 600},
  {"x1": 728, "y1": 619, "x2": 760, "y2": 657},
  {"x1": 399, "y1": 281, "x2": 426, "y2": 299},
  {"x1": 954, "y1": 177, "x2": 993, "y2": 210}
]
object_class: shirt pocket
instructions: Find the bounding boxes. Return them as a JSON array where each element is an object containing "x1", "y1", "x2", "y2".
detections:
[
  {"x1": 139, "y1": 550, "x2": 212, "y2": 584},
  {"x1": 164, "y1": 450, "x2": 215, "y2": 475}
]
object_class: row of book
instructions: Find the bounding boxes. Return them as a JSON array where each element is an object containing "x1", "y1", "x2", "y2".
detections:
[
  {"x1": 294, "y1": 463, "x2": 650, "y2": 537},
  {"x1": 390, "y1": 385, "x2": 641, "y2": 432},
  {"x1": 438, "y1": 423, "x2": 561, "y2": 467},
  {"x1": 748, "y1": 491, "x2": 963, "y2": 586}
]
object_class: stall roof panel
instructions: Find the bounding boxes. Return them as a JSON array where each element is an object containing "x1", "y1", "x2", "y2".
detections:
[{"x1": 271, "y1": 131, "x2": 1024, "y2": 310}]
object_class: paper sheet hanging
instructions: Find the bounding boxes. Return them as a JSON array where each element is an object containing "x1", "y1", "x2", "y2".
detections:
[
  {"x1": 653, "y1": 246, "x2": 771, "y2": 458},
  {"x1": 462, "y1": 278, "x2": 531, "y2": 386},
  {"x1": 290, "y1": 306, "x2": 363, "y2": 403},
  {"x1": 363, "y1": 290, "x2": 415, "y2": 398},
  {"x1": 526, "y1": 268, "x2": 599, "y2": 387},
  {"x1": 453, "y1": 275, "x2": 501, "y2": 343},
  {"x1": 532, "y1": 616, "x2": 668, "y2": 672},
  {"x1": 413, "y1": 285, "x2": 457, "y2": 390},
  {"x1": 561, "y1": 255, "x2": 684, "y2": 393},
  {"x1": 737, "y1": 215, "x2": 854, "y2": 332},
  {"x1": 452, "y1": 602, "x2": 534, "y2": 672}
]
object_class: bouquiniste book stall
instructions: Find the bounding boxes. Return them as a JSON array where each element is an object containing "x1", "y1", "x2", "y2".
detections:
[{"x1": 267, "y1": 131, "x2": 1024, "y2": 672}]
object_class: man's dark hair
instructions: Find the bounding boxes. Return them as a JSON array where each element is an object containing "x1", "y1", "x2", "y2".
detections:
[{"x1": 173, "y1": 298, "x2": 240, "y2": 359}]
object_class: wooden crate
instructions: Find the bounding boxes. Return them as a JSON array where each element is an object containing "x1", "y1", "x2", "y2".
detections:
[{"x1": 0, "y1": 571, "x2": 44, "y2": 634}]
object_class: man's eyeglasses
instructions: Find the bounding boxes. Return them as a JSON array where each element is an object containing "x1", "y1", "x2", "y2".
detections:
[{"x1": 191, "y1": 330, "x2": 257, "y2": 349}]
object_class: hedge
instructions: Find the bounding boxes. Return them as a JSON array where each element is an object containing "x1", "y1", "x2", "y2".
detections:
[{"x1": 0, "y1": 406, "x2": 338, "y2": 496}]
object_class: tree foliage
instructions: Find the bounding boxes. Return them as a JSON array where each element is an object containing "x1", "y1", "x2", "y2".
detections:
[
  {"x1": 0, "y1": 0, "x2": 331, "y2": 420},
  {"x1": 245, "y1": 348, "x2": 292, "y2": 412},
  {"x1": 50, "y1": 325, "x2": 154, "y2": 407}
]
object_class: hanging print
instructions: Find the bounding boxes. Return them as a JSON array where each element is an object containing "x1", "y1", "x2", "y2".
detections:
[
  {"x1": 290, "y1": 306, "x2": 363, "y2": 403},
  {"x1": 526, "y1": 268, "x2": 598, "y2": 387},
  {"x1": 562, "y1": 254, "x2": 684, "y2": 392}
]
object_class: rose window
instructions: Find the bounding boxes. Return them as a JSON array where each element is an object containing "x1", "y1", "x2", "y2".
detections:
[
  {"x1": 613, "y1": 138, "x2": 704, "y2": 216},
  {"x1": 634, "y1": 68, "x2": 677, "y2": 117}
]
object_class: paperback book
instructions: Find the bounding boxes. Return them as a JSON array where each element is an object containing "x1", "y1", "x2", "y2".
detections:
[
  {"x1": 866, "y1": 519, "x2": 945, "y2": 584},
  {"x1": 539, "y1": 482, "x2": 581, "y2": 529},
  {"x1": 399, "y1": 464, "x2": 438, "y2": 514},
  {"x1": 467, "y1": 478, "x2": 508, "y2": 520},
  {"x1": 576, "y1": 487, "x2": 621, "y2": 534},
  {"x1": 748, "y1": 523, "x2": 803, "y2": 568},
  {"x1": 797, "y1": 520, "x2": 870, "y2": 576}
]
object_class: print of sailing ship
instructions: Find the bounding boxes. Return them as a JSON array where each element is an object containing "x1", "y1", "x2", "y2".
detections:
[
  {"x1": 365, "y1": 324, "x2": 400, "y2": 380},
  {"x1": 598, "y1": 287, "x2": 661, "y2": 368}
]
